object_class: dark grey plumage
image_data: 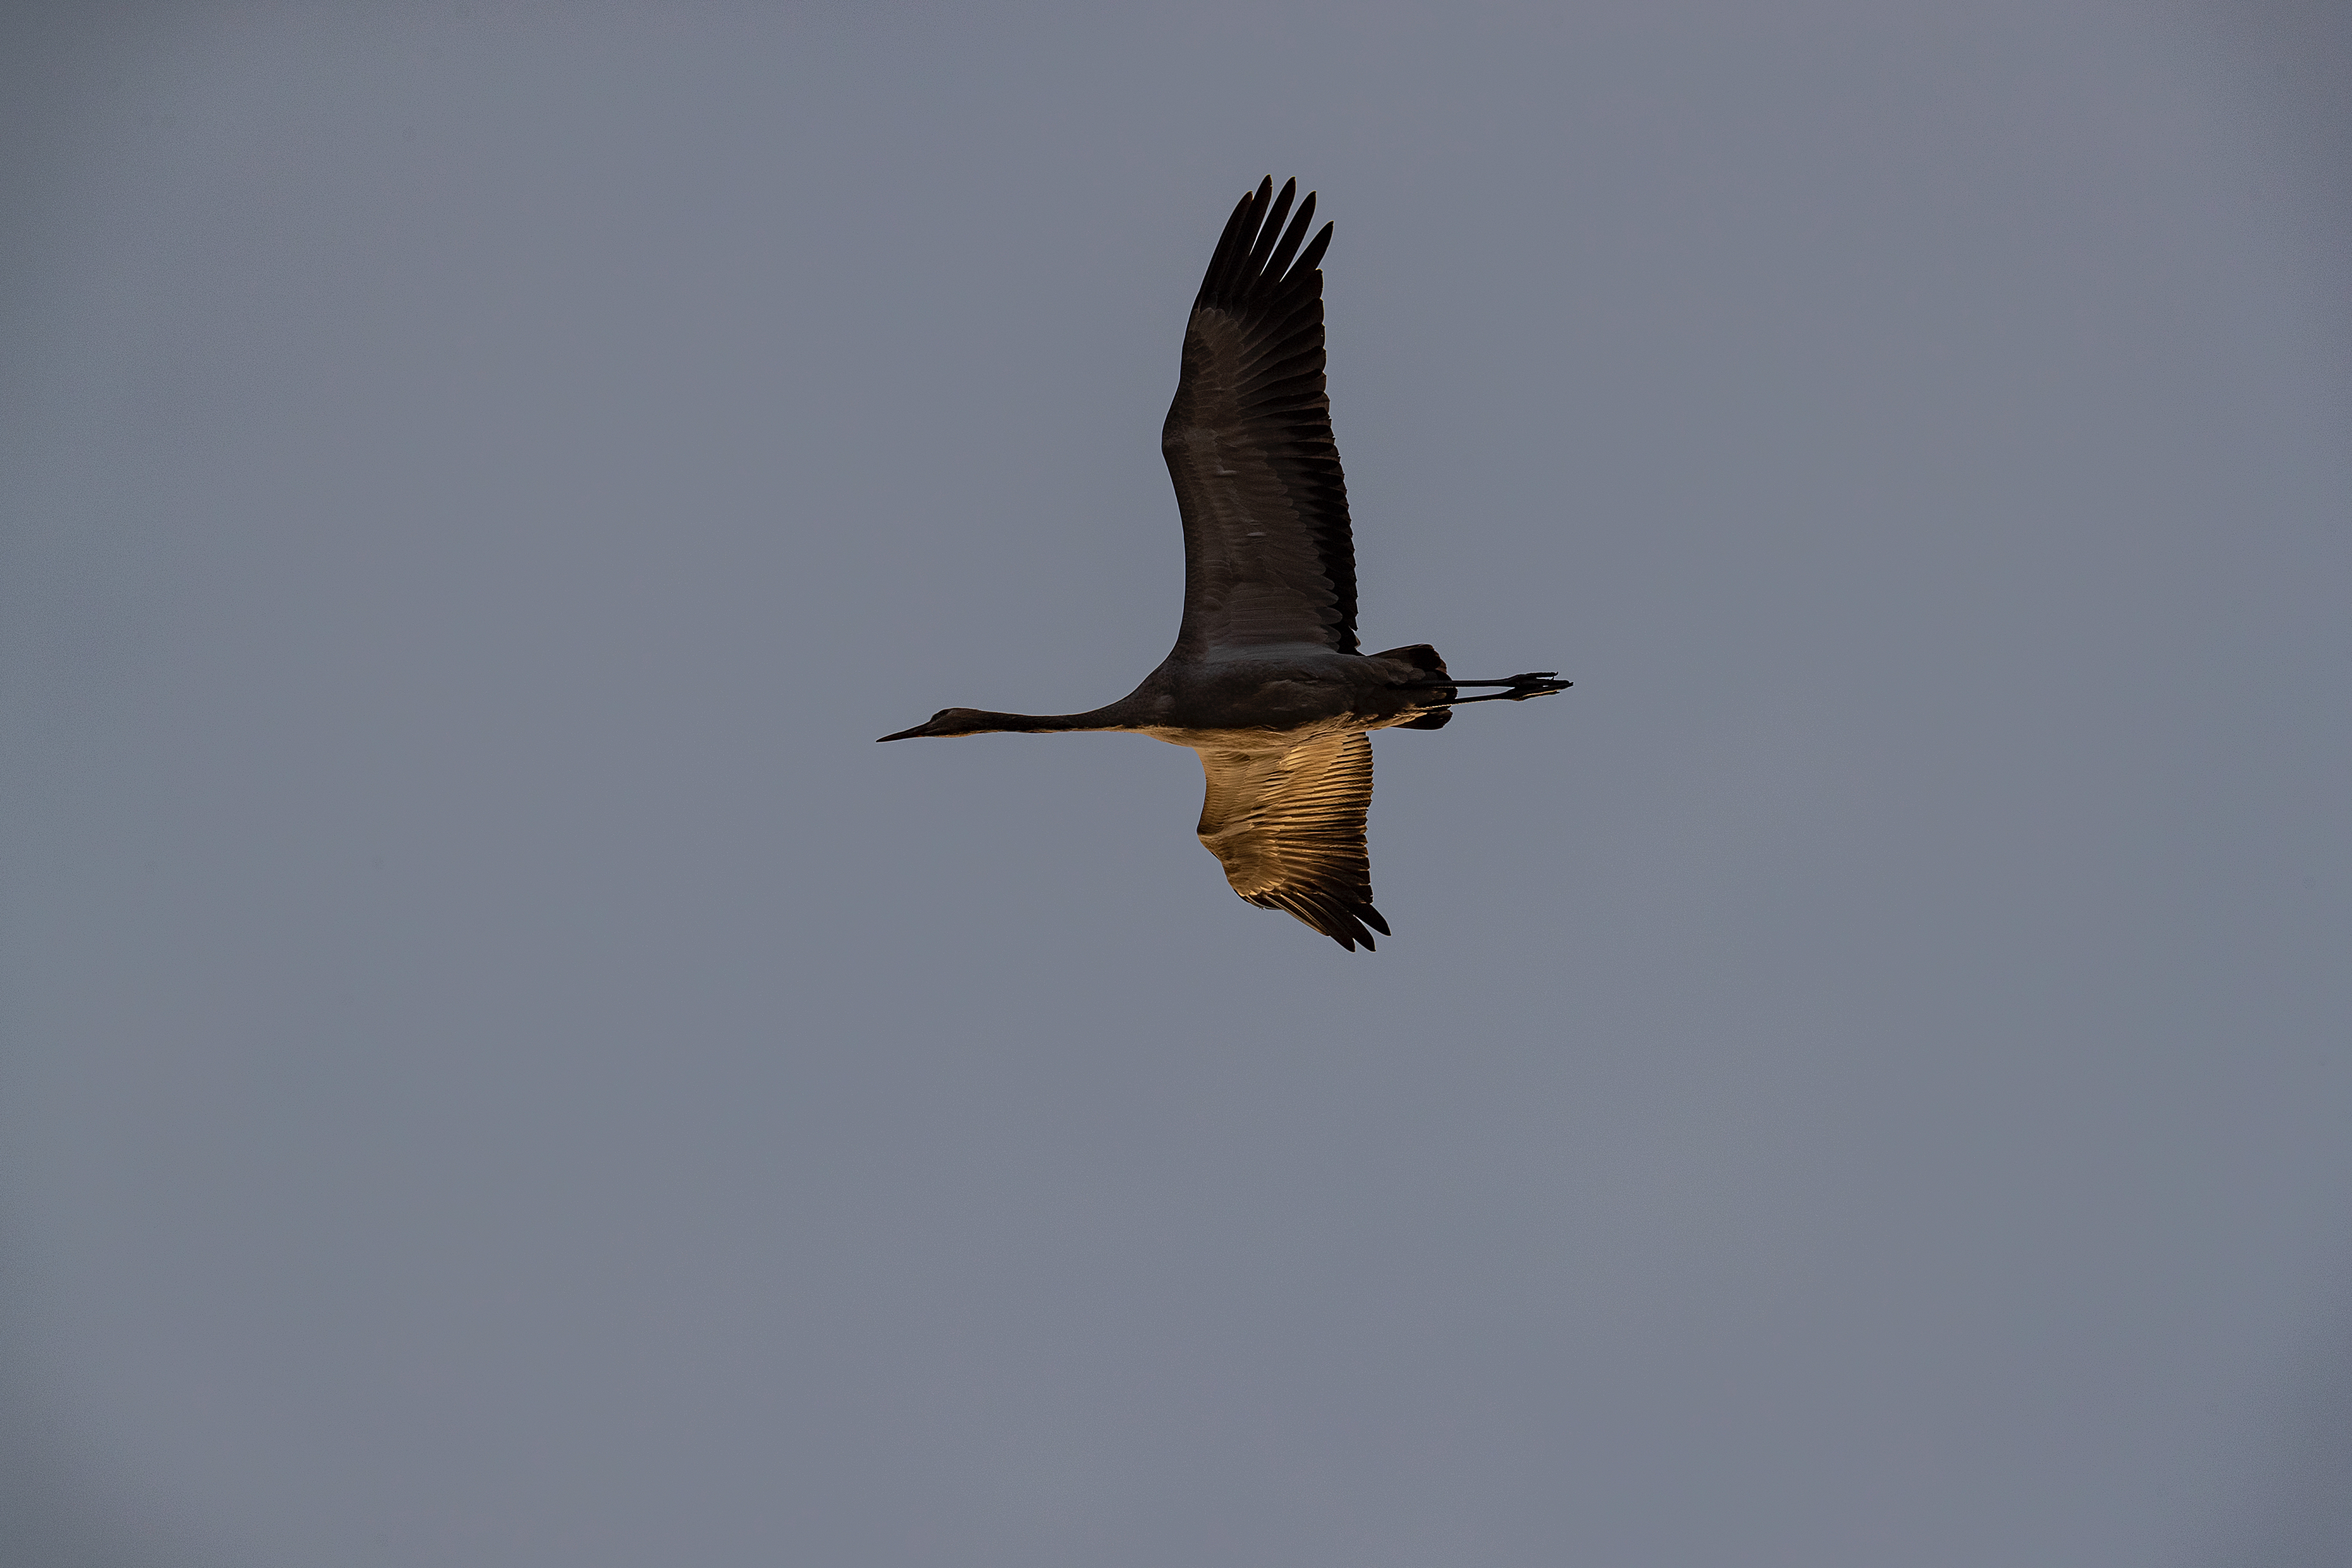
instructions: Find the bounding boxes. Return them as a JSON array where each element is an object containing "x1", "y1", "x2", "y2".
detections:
[{"x1": 1163, "y1": 180, "x2": 1355, "y2": 657}]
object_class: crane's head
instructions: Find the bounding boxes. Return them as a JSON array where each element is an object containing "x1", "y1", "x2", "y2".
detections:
[{"x1": 877, "y1": 707, "x2": 997, "y2": 742}]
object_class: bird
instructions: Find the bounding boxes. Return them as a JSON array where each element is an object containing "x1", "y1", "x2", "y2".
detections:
[{"x1": 880, "y1": 177, "x2": 1568, "y2": 951}]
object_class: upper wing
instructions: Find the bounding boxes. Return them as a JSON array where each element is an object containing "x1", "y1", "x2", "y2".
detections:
[
  {"x1": 1162, "y1": 178, "x2": 1357, "y2": 657},
  {"x1": 1195, "y1": 730, "x2": 1389, "y2": 951}
]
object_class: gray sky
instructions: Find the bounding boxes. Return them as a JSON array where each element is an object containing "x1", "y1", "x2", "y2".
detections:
[{"x1": 4, "y1": 3, "x2": 2349, "y2": 1564}]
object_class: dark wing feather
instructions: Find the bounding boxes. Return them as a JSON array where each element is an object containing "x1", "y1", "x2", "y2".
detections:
[
  {"x1": 1162, "y1": 178, "x2": 1356, "y2": 656},
  {"x1": 1195, "y1": 731, "x2": 1388, "y2": 951}
]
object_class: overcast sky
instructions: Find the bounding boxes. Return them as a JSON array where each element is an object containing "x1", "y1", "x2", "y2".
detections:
[{"x1": 4, "y1": 3, "x2": 2350, "y2": 1564}]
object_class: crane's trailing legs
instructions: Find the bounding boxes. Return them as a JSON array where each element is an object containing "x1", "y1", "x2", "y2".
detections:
[{"x1": 1410, "y1": 672, "x2": 1573, "y2": 706}]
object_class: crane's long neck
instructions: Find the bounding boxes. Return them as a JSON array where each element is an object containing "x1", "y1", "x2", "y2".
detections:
[{"x1": 967, "y1": 702, "x2": 1140, "y2": 735}]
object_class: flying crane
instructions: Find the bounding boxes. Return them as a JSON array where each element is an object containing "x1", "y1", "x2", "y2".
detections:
[{"x1": 880, "y1": 178, "x2": 1568, "y2": 949}]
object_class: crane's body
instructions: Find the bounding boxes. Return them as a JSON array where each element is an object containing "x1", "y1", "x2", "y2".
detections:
[{"x1": 880, "y1": 179, "x2": 1568, "y2": 950}]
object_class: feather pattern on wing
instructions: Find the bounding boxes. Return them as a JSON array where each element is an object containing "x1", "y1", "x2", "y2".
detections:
[
  {"x1": 1194, "y1": 730, "x2": 1389, "y2": 950},
  {"x1": 1162, "y1": 177, "x2": 1356, "y2": 656}
]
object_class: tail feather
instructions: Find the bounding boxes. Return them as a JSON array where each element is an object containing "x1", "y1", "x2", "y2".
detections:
[{"x1": 1370, "y1": 643, "x2": 1447, "y2": 676}]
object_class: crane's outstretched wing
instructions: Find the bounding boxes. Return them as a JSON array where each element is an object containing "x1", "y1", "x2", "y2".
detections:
[
  {"x1": 1163, "y1": 177, "x2": 1356, "y2": 658},
  {"x1": 1195, "y1": 730, "x2": 1388, "y2": 951}
]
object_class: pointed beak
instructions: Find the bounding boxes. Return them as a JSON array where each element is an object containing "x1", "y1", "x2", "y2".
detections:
[{"x1": 876, "y1": 723, "x2": 930, "y2": 742}]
